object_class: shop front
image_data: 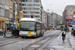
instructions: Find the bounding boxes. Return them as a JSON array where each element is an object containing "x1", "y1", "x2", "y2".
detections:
[
  {"x1": 0, "y1": 18, "x2": 5, "y2": 29},
  {"x1": 5, "y1": 20, "x2": 9, "y2": 31}
]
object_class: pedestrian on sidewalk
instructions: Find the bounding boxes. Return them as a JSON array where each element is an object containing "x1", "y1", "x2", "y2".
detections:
[
  {"x1": 71, "y1": 28, "x2": 73, "y2": 35},
  {"x1": 3, "y1": 27, "x2": 6, "y2": 37},
  {"x1": 72, "y1": 27, "x2": 75, "y2": 38},
  {"x1": 64, "y1": 25, "x2": 67, "y2": 32},
  {"x1": 62, "y1": 29, "x2": 66, "y2": 43}
]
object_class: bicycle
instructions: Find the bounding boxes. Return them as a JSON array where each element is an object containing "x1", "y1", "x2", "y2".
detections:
[{"x1": 62, "y1": 36, "x2": 65, "y2": 43}]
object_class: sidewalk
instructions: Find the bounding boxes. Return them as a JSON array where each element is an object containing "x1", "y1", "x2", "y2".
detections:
[
  {"x1": 6, "y1": 31, "x2": 11, "y2": 34},
  {"x1": 0, "y1": 31, "x2": 12, "y2": 38},
  {"x1": 46, "y1": 32, "x2": 75, "y2": 50}
]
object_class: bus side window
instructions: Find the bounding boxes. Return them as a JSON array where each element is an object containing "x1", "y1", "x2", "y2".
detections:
[{"x1": 36, "y1": 22, "x2": 42, "y2": 30}]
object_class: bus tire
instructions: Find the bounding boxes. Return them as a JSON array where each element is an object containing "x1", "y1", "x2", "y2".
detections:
[
  {"x1": 41, "y1": 32, "x2": 44, "y2": 36},
  {"x1": 39, "y1": 32, "x2": 41, "y2": 36},
  {"x1": 35, "y1": 33, "x2": 38, "y2": 38},
  {"x1": 21, "y1": 36, "x2": 24, "y2": 38}
]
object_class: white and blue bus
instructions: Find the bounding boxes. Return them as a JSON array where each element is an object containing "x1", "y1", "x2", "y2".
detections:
[{"x1": 19, "y1": 18, "x2": 44, "y2": 38}]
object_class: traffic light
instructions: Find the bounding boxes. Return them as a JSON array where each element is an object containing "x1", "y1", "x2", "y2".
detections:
[{"x1": 31, "y1": 14, "x2": 33, "y2": 18}]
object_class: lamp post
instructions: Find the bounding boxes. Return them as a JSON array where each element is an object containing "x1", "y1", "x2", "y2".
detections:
[
  {"x1": 47, "y1": 4, "x2": 52, "y2": 12},
  {"x1": 47, "y1": 4, "x2": 53, "y2": 27}
]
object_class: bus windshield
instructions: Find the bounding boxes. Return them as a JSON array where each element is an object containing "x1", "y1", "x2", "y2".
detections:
[{"x1": 20, "y1": 21, "x2": 35, "y2": 31}]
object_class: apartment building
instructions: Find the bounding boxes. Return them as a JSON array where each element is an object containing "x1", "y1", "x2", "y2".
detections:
[
  {"x1": 42, "y1": 10, "x2": 47, "y2": 27},
  {"x1": 5, "y1": 0, "x2": 9, "y2": 29},
  {"x1": 47, "y1": 13, "x2": 51, "y2": 27},
  {"x1": 19, "y1": 11, "x2": 24, "y2": 22},
  {"x1": 62, "y1": 5, "x2": 75, "y2": 25},
  {"x1": 9, "y1": 0, "x2": 13, "y2": 22},
  {"x1": 50, "y1": 12, "x2": 62, "y2": 27},
  {"x1": 0, "y1": 0, "x2": 9, "y2": 29},
  {"x1": 0, "y1": 0, "x2": 5, "y2": 29},
  {"x1": 21, "y1": 0, "x2": 42, "y2": 21}
]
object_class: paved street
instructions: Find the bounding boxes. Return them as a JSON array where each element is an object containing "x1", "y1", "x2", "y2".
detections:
[
  {"x1": 45, "y1": 31, "x2": 75, "y2": 50},
  {"x1": 0, "y1": 30, "x2": 60, "y2": 50},
  {"x1": 0, "y1": 30, "x2": 75, "y2": 50}
]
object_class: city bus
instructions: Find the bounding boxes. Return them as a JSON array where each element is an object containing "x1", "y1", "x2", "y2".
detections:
[{"x1": 19, "y1": 18, "x2": 44, "y2": 38}]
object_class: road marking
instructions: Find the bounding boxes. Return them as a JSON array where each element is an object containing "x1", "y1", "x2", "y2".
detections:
[
  {"x1": 50, "y1": 49, "x2": 54, "y2": 50},
  {"x1": 30, "y1": 45, "x2": 40, "y2": 47},
  {"x1": 0, "y1": 44, "x2": 4, "y2": 46}
]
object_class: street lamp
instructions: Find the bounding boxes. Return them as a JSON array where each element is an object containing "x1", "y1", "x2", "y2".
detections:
[{"x1": 47, "y1": 4, "x2": 52, "y2": 12}]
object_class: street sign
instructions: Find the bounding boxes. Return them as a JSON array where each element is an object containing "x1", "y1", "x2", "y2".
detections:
[
  {"x1": 11, "y1": 24, "x2": 14, "y2": 27},
  {"x1": 72, "y1": 14, "x2": 75, "y2": 18},
  {"x1": 73, "y1": 26, "x2": 75, "y2": 29},
  {"x1": 72, "y1": 18, "x2": 75, "y2": 21},
  {"x1": 72, "y1": 22, "x2": 75, "y2": 25}
]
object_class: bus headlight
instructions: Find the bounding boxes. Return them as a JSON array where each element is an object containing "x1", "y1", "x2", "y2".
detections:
[
  {"x1": 19, "y1": 32, "x2": 22, "y2": 34},
  {"x1": 32, "y1": 32, "x2": 35, "y2": 34}
]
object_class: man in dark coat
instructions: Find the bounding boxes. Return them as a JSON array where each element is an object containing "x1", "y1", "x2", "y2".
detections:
[{"x1": 72, "y1": 29, "x2": 75, "y2": 36}]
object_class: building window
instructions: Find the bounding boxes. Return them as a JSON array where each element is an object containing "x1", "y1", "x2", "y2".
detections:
[
  {"x1": 10, "y1": 13, "x2": 12, "y2": 18},
  {"x1": 24, "y1": 15, "x2": 30, "y2": 17},
  {"x1": 22, "y1": 0, "x2": 40, "y2": 2},
  {"x1": 35, "y1": 16, "x2": 39, "y2": 17},
  {"x1": 22, "y1": 4, "x2": 24, "y2": 6},
  {"x1": 24, "y1": 8, "x2": 39, "y2": 10},
  {"x1": 70, "y1": 10, "x2": 72, "y2": 14},
  {"x1": 36, "y1": 0, "x2": 39, "y2": 2},
  {"x1": 5, "y1": 9, "x2": 9, "y2": 18},
  {"x1": 67, "y1": 15, "x2": 69, "y2": 19},
  {"x1": 73, "y1": 10, "x2": 75, "y2": 14},
  {"x1": 22, "y1": 0, "x2": 25, "y2": 2},
  {"x1": 70, "y1": 15, "x2": 72, "y2": 18},
  {"x1": 10, "y1": 5, "x2": 12, "y2": 9},
  {"x1": 67, "y1": 10, "x2": 69, "y2": 14},
  {"x1": 24, "y1": 4, "x2": 39, "y2": 6}
]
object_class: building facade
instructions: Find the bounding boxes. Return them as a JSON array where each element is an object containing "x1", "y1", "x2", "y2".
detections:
[
  {"x1": 62, "y1": 5, "x2": 75, "y2": 25},
  {"x1": 9, "y1": 0, "x2": 13, "y2": 22},
  {"x1": 21, "y1": 0, "x2": 42, "y2": 21},
  {"x1": 47, "y1": 13, "x2": 51, "y2": 27},
  {"x1": 50, "y1": 12, "x2": 62, "y2": 27},
  {"x1": 0, "y1": 0, "x2": 5, "y2": 29},
  {"x1": 0, "y1": 0, "x2": 9, "y2": 29},
  {"x1": 5, "y1": 0, "x2": 9, "y2": 29},
  {"x1": 19, "y1": 11, "x2": 24, "y2": 22},
  {"x1": 42, "y1": 10, "x2": 47, "y2": 27}
]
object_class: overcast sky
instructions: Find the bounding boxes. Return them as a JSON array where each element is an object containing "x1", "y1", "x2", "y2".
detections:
[{"x1": 41, "y1": 0, "x2": 75, "y2": 16}]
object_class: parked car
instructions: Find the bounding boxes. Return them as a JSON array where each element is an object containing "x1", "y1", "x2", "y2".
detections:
[{"x1": 0, "y1": 29, "x2": 3, "y2": 35}]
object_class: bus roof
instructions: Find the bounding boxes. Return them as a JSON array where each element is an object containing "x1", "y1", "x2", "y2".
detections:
[{"x1": 20, "y1": 18, "x2": 42, "y2": 23}]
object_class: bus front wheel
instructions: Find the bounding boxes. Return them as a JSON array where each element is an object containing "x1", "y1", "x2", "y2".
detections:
[
  {"x1": 21, "y1": 36, "x2": 24, "y2": 38},
  {"x1": 35, "y1": 33, "x2": 38, "y2": 38},
  {"x1": 41, "y1": 32, "x2": 44, "y2": 36}
]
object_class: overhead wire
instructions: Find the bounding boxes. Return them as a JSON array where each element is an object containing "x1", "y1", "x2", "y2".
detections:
[
  {"x1": 41, "y1": 0, "x2": 50, "y2": 11},
  {"x1": 42, "y1": 0, "x2": 53, "y2": 12}
]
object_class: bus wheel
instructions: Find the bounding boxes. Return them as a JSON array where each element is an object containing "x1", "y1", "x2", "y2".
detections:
[
  {"x1": 21, "y1": 36, "x2": 24, "y2": 38},
  {"x1": 41, "y1": 32, "x2": 44, "y2": 36},
  {"x1": 35, "y1": 33, "x2": 38, "y2": 38}
]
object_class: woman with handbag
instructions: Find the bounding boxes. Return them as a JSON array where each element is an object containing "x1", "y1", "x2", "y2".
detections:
[{"x1": 62, "y1": 29, "x2": 66, "y2": 43}]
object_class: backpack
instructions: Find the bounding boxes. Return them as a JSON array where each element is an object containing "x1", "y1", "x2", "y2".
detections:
[
  {"x1": 62, "y1": 32, "x2": 66, "y2": 37},
  {"x1": 4, "y1": 28, "x2": 6, "y2": 32}
]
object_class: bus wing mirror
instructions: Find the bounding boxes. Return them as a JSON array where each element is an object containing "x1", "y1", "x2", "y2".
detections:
[{"x1": 35, "y1": 29, "x2": 37, "y2": 32}]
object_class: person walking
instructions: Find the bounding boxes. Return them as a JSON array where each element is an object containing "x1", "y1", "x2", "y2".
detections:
[
  {"x1": 3, "y1": 28, "x2": 6, "y2": 37},
  {"x1": 72, "y1": 27, "x2": 75, "y2": 38},
  {"x1": 62, "y1": 29, "x2": 66, "y2": 43},
  {"x1": 64, "y1": 26, "x2": 67, "y2": 32},
  {"x1": 71, "y1": 28, "x2": 73, "y2": 35}
]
